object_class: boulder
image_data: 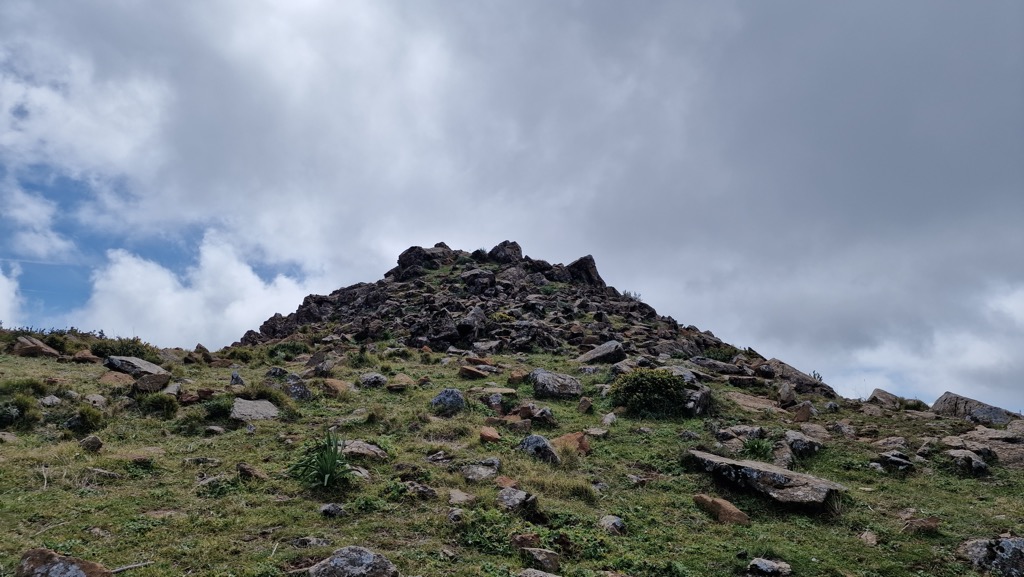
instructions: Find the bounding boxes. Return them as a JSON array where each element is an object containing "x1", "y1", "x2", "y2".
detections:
[
  {"x1": 488, "y1": 240, "x2": 523, "y2": 263},
  {"x1": 762, "y1": 358, "x2": 837, "y2": 398},
  {"x1": 958, "y1": 537, "x2": 1024, "y2": 577},
  {"x1": 430, "y1": 388, "x2": 467, "y2": 416},
  {"x1": 528, "y1": 369, "x2": 582, "y2": 400},
  {"x1": 11, "y1": 336, "x2": 60, "y2": 358},
  {"x1": 518, "y1": 435, "x2": 561, "y2": 464},
  {"x1": 15, "y1": 548, "x2": 111, "y2": 577},
  {"x1": 359, "y1": 373, "x2": 388, "y2": 388},
  {"x1": 230, "y1": 398, "x2": 279, "y2": 421},
  {"x1": 307, "y1": 546, "x2": 399, "y2": 577},
  {"x1": 72, "y1": 349, "x2": 103, "y2": 364},
  {"x1": 946, "y1": 449, "x2": 989, "y2": 476},
  {"x1": 104, "y1": 356, "x2": 168, "y2": 378},
  {"x1": 134, "y1": 372, "x2": 172, "y2": 393},
  {"x1": 497, "y1": 487, "x2": 537, "y2": 512},
  {"x1": 598, "y1": 515, "x2": 627, "y2": 535},
  {"x1": 574, "y1": 341, "x2": 626, "y2": 364},
  {"x1": 566, "y1": 254, "x2": 606, "y2": 288},
  {"x1": 932, "y1": 392, "x2": 1019, "y2": 426},
  {"x1": 867, "y1": 388, "x2": 901, "y2": 409},
  {"x1": 783, "y1": 430, "x2": 823, "y2": 458},
  {"x1": 688, "y1": 450, "x2": 846, "y2": 506}
]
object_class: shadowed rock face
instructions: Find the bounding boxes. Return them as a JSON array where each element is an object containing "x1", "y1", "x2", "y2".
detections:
[
  {"x1": 688, "y1": 450, "x2": 846, "y2": 506},
  {"x1": 931, "y1": 392, "x2": 1020, "y2": 426}
]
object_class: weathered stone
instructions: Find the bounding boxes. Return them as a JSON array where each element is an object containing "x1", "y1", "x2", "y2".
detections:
[
  {"x1": 518, "y1": 435, "x2": 561, "y2": 464},
  {"x1": 528, "y1": 369, "x2": 582, "y2": 399},
  {"x1": 519, "y1": 570, "x2": 561, "y2": 577},
  {"x1": 459, "y1": 365, "x2": 489, "y2": 379},
  {"x1": 598, "y1": 514, "x2": 627, "y2": 535},
  {"x1": 577, "y1": 397, "x2": 593, "y2": 414},
  {"x1": 566, "y1": 254, "x2": 606, "y2": 287},
  {"x1": 932, "y1": 391, "x2": 1019, "y2": 426},
  {"x1": 946, "y1": 449, "x2": 989, "y2": 476},
  {"x1": 431, "y1": 388, "x2": 467, "y2": 416},
  {"x1": 72, "y1": 349, "x2": 103, "y2": 364},
  {"x1": 134, "y1": 372, "x2": 172, "y2": 393},
  {"x1": 522, "y1": 548, "x2": 560, "y2": 573},
  {"x1": 575, "y1": 341, "x2": 626, "y2": 364},
  {"x1": 876, "y1": 450, "x2": 915, "y2": 473},
  {"x1": 104, "y1": 356, "x2": 168, "y2": 378},
  {"x1": 230, "y1": 398, "x2": 279, "y2": 421},
  {"x1": 11, "y1": 336, "x2": 60, "y2": 358},
  {"x1": 341, "y1": 440, "x2": 388, "y2": 461},
  {"x1": 693, "y1": 493, "x2": 750, "y2": 525},
  {"x1": 359, "y1": 373, "x2": 388, "y2": 388},
  {"x1": 497, "y1": 487, "x2": 537, "y2": 512},
  {"x1": 552, "y1": 432, "x2": 591, "y2": 455},
  {"x1": 15, "y1": 548, "x2": 112, "y2": 577},
  {"x1": 480, "y1": 426, "x2": 502, "y2": 443},
  {"x1": 958, "y1": 537, "x2": 1024, "y2": 577},
  {"x1": 867, "y1": 388, "x2": 901, "y2": 409},
  {"x1": 488, "y1": 240, "x2": 523, "y2": 263},
  {"x1": 689, "y1": 450, "x2": 846, "y2": 506},
  {"x1": 39, "y1": 395, "x2": 61, "y2": 407},
  {"x1": 320, "y1": 503, "x2": 345, "y2": 518},
  {"x1": 784, "y1": 430, "x2": 822, "y2": 458},
  {"x1": 792, "y1": 401, "x2": 814, "y2": 422},
  {"x1": 745, "y1": 558, "x2": 792, "y2": 576},
  {"x1": 776, "y1": 382, "x2": 796, "y2": 408},
  {"x1": 79, "y1": 435, "x2": 103, "y2": 453},
  {"x1": 307, "y1": 546, "x2": 399, "y2": 577},
  {"x1": 448, "y1": 489, "x2": 477, "y2": 506},
  {"x1": 726, "y1": 391, "x2": 786, "y2": 414}
]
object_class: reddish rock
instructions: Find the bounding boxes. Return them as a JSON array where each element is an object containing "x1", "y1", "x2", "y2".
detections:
[
  {"x1": 98, "y1": 371, "x2": 135, "y2": 386},
  {"x1": 16, "y1": 548, "x2": 112, "y2": 576},
  {"x1": 72, "y1": 349, "x2": 103, "y2": 364},
  {"x1": 11, "y1": 336, "x2": 60, "y2": 358},
  {"x1": 507, "y1": 370, "x2": 528, "y2": 385},
  {"x1": 495, "y1": 475, "x2": 519, "y2": 489},
  {"x1": 460, "y1": 366, "x2": 489, "y2": 379},
  {"x1": 480, "y1": 426, "x2": 502, "y2": 443},
  {"x1": 693, "y1": 493, "x2": 750, "y2": 526}
]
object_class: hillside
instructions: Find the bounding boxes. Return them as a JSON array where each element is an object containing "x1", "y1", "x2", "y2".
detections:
[{"x1": 0, "y1": 241, "x2": 1021, "y2": 577}]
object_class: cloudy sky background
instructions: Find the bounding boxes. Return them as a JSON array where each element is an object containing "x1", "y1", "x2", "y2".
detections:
[{"x1": 1, "y1": 1, "x2": 1022, "y2": 409}]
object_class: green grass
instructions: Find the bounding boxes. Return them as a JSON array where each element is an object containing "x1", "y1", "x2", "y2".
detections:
[{"x1": 0, "y1": 346, "x2": 1019, "y2": 577}]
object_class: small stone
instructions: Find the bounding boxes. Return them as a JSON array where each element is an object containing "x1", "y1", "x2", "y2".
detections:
[
  {"x1": 292, "y1": 536, "x2": 331, "y2": 548},
  {"x1": 341, "y1": 440, "x2": 388, "y2": 461},
  {"x1": 230, "y1": 371, "x2": 245, "y2": 386},
  {"x1": 79, "y1": 435, "x2": 103, "y2": 453},
  {"x1": 521, "y1": 548, "x2": 560, "y2": 573},
  {"x1": 497, "y1": 487, "x2": 536, "y2": 512},
  {"x1": 859, "y1": 530, "x2": 878, "y2": 546},
  {"x1": 431, "y1": 388, "x2": 467, "y2": 416},
  {"x1": 746, "y1": 557, "x2": 792, "y2": 576},
  {"x1": 448, "y1": 489, "x2": 477, "y2": 505},
  {"x1": 230, "y1": 398, "x2": 279, "y2": 421},
  {"x1": 600, "y1": 413, "x2": 617, "y2": 426},
  {"x1": 306, "y1": 546, "x2": 399, "y2": 577},
  {"x1": 447, "y1": 508, "x2": 465, "y2": 524},
  {"x1": 204, "y1": 426, "x2": 226, "y2": 436},
  {"x1": 39, "y1": 395, "x2": 62, "y2": 407},
  {"x1": 598, "y1": 515, "x2": 627, "y2": 535},
  {"x1": 693, "y1": 494, "x2": 750, "y2": 526},
  {"x1": 320, "y1": 503, "x2": 345, "y2": 517},
  {"x1": 518, "y1": 435, "x2": 561, "y2": 464},
  {"x1": 480, "y1": 426, "x2": 502, "y2": 443},
  {"x1": 236, "y1": 462, "x2": 269, "y2": 480},
  {"x1": 577, "y1": 397, "x2": 593, "y2": 414},
  {"x1": 359, "y1": 373, "x2": 389, "y2": 388}
]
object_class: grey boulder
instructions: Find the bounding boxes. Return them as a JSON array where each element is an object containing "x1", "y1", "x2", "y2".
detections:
[{"x1": 307, "y1": 546, "x2": 399, "y2": 577}]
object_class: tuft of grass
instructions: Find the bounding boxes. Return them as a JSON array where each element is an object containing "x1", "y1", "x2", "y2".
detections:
[
  {"x1": 739, "y1": 437, "x2": 775, "y2": 461},
  {"x1": 138, "y1": 394, "x2": 179, "y2": 420},
  {"x1": 288, "y1": 429, "x2": 354, "y2": 491}
]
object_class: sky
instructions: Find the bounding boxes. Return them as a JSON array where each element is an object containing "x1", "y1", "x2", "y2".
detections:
[{"x1": 1, "y1": 1, "x2": 1022, "y2": 411}]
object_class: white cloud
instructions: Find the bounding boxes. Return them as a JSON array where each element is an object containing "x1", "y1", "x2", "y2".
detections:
[
  {"x1": 63, "y1": 233, "x2": 329, "y2": 349},
  {"x1": 0, "y1": 263, "x2": 23, "y2": 327},
  {"x1": 1, "y1": 187, "x2": 75, "y2": 259}
]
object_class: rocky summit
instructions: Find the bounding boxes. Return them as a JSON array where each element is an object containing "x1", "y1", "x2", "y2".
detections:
[{"x1": 1, "y1": 240, "x2": 1021, "y2": 577}]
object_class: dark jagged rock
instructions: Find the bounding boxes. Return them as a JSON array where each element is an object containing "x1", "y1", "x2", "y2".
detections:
[
  {"x1": 932, "y1": 392, "x2": 1019, "y2": 426},
  {"x1": 233, "y1": 242, "x2": 832, "y2": 397}
]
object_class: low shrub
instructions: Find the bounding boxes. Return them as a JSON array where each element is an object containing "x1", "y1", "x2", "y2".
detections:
[
  {"x1": 91, "y1": 336, "x2": 163, "y2": 364},
  {"x1": 237, "y1": 383, "x2": 290, "y2": 408},
  {"x1": 268, "y1": 341, "x2": 310, "y2": 362},
  {"x1": 609, "y1": 369, "x2": 699, "y2": 418},
  {"x1": 138, "y1": 393, "x2": 179, "y2": 419},
  {"x1": 72, "y1": 404, "x2": 106, "y2": 433}
]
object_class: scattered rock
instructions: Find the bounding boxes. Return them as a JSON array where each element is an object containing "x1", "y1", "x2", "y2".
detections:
[
  {"x1": 307, "y1": 546, "x2": 399, "y2": 577},
  {"x1": 745, "y1": 558, "x2": 792, "y2": 576},
  {"x1": 598, "y1": 514, "x2": 627, "y2": 535},
  {"x1": 449, "y1": 489, "x2": 477, "y2": 506},
  {"x1": 528, "y1": 369, "x2": 583, "y2": 399},
  {"x1": 104, "y1": 356, "x2": 168, "y2": 378},
  {"x1": 480, "y1": 426, "x2": 502, "y2": 443},
  {"x1": 359, "y1": 373, "x2": 388, "y2": 388},
  {"x1": 320, "y1": 503, "x2": 345, "y2": 518},
  {"x1": 577, "y1": 397, "x2": 593, "y2": 414},
  {"x1": 236, "y1": 462, "x2": 269, "y2": 480},
  {"x1": 552, "y1": 432, "x2": 591, "y2": 455},
  {"x1": 431, "y1": 388, "x2": 467, "y2": 416},
  {"x1": 15, "y1": 548, "x2": 111, "y2": 577},
  {"x1": 134, "y1": 372, "x2": 172, "y2": 393},
  {"x1": 859, "y1": 530, "x2": 878, "y2": 546},
  {"x1": 72, "y1": 349, "x2": 103, "y2": 364},
  {"x1": 693, "y1": 494, "x2": 750, "y2": 526},
  {"x1": 522, "y1": 548, "x2": 560, "y2": 573},
  {"x1": 867, "y1": 388, "x2": 901, "y2": 409},
  {"x1": 79, "y1": 435, "x2": 103, "y2": 453},
  {"x1": 341, "y1": 440, "x2": 388, "y2": 461},
  {"x1": 726, "y1": 392, "x2": 785, "y2": 414},
  {"x1": 497, "y1": 487, "x2": 537, "y2": 513},
  {"x1": 875, "y1": 450, "x2": 915, "y2": 473},
  {"x1": 946, "y1": 449, "x2": 989, "y2": 476},
  {"x1": 689, "y1": 450, "x2": 846, "y2": 507},
  {"x1": 783, "y1": 430, "x2": 822, "y2": 458},
  {"x1": 932, "y1": 391, "x2": 1020, "y2": 426},
  {"x1": 11, "y1": 336, "x2": 61, "y2": 358},
  {"x1": 958, "y1": 537, "x2": 1024, "y2": 577},
  {"x1": 518, "y1": 435, "x2": 561, "y2": 464},
  {"x1": 230, "y1": 398, "x2": 279, "y2": 421},
  {"x1": 293, "y1": 536, "x2": 332, "y2": 548},
  {"x1": 575, "y1": 341, "x2": 626, "y2": 364}
]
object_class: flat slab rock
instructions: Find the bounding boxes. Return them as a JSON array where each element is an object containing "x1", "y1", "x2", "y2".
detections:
[
  {"x1": 104, "y1": 355, "x2": 169, "y2": 378},
  {"x1": 689, "y1": 450, "x2": 846, "y2": 506},
  {"x1": 16, "y1": 548, "x2": 112, "y2": 577},
  {"x1": 230, "y1": 398, "x2": 280, "y2": 421}
]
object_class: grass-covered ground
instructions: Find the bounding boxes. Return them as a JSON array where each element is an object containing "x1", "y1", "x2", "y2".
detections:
[{"x1": 1, "y1": 338, "x2": 1021, "y2": 577}]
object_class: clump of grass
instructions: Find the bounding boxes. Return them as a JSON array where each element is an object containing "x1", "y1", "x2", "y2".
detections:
[
  {"x1": 203, "y1": 395, "x2": 235, "y2": 420},
  {"x1": 267, "y1": 341, "x2": 310, "y2": 362},
  {"x1": 91, "y1": 336, "x2": 163, "y2": 365},
  {"x1": 138, "y1": 393, "x2": 179, "y2": 419},
  {"x1": 71, "y1": 404, "x2": 106, "y2": 433},
  {"x1": 288, "y1": 429, "x2": 353, "y2": 491},
  {"x1": 0, "y1": 377, "x2": 50, "y2": 397},
  {"x1": 739, "y1": 437, "x2": 775, "y2": 461},
  {"x1": 237, "y1": 383, "x2": 290, "y2": 408},
  {"x1": 0, "y1": 394, "x2": 43, "y2": 429}
]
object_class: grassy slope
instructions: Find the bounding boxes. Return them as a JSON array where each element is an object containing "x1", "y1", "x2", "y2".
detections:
[{"x1": 1, "y1": 348, "x2": 1021, "y2": 577}]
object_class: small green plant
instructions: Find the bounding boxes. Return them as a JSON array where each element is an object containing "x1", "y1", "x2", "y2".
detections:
[
  {"x1": 622, "y1": 290, "x2": 643, "y2": 302},
  {"x1": 237, "y1": 383, "x2": 289, "y2": 408},
  {"x1": 609, "y1": 369, "x2": 701, "y2": 418},
  {"x1": 91, "y1": 336, "x2": 163, "y2": 365},
  {"x1": 898, "y1": 397, "x2": 929, "y2": 411},
  {"x1": 811, "y1": 370, "x2": 824, "y2": 382},
  {"x1": 203, "y1": 395, "x2": 235, "y2": 420},
  {"x1": 739, "y1": 437, "x2": 775, "y2": 461},
  {"x1": 72, "y1": 404, "x2": 106, "y2": 433},
  {"x1": 138, "y1": 393, "x2": 179, "y2": 419},
  {"x1": 288, "y1": 429, "x2": 353, "y2": 491},
  {"x1": 267, "y1": 341, "x2": 310, "y2": 362},
  {"x1": 489, "y1": 311, "x2": 515, "y2": 323},
  {"x1": 0, "y1": 377, "x2": 49, "y2": 397},
  {"x1": 702, "y1": 345, "x2": 740, "y2": 363}
]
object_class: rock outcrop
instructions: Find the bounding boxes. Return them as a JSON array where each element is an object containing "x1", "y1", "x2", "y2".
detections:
[
  {"x1": 688, "y1": 450, "x2": 846, "y2": 506},
  {"x1": 931, "y1": 392, "x2": 1020, "y2": 426}
]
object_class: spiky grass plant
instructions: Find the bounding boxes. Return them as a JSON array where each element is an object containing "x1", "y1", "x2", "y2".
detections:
[{"x1": 288, "y1": 429, "x2": 353, "y2": 490}]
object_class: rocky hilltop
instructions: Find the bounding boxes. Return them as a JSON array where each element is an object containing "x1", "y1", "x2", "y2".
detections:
[{"x1": 237, "y1": 240, "x2": 837, "y2": 399}]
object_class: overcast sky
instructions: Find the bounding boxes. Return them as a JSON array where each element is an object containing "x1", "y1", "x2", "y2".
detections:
[{"x1": 1, "y1": 1, "x2": 1022, "y2": 410}]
